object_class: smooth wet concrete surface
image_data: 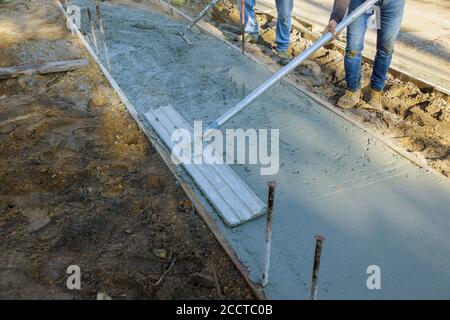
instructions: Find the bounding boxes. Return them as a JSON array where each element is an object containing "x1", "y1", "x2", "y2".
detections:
[{"x1": 76, "y1": 1, "x2": 450, "y2": 299}]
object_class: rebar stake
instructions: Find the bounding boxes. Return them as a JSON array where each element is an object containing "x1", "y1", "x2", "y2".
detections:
[
  {"x1": 95, "y1": 2, "x2": 112, "y2": 71},
  {"x1": 262, "y1": 180, "x2": 277, "y2": 287},
  {"x1": 310, "y1": 235, "x2": 325, "y2": 300},
  {"x1": 87, "y1": 8, "x2": 99, "y2": 55}
]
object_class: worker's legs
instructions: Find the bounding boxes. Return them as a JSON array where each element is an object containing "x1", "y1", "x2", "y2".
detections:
[
  {"x1": 275, "y1": 0, "x2": 294, "y2": 52},
  {"x1": 238, "y1": 0, "x2": 259, "y2": 37},
  {"x1": 370, "y1": 0, "x2": 405, "y2": 91},
  {"x1": 344, "y1": 0, "x2": 372, "y2": 92}
]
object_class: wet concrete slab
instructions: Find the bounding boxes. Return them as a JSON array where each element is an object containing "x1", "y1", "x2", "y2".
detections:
[{"x1": 76, "y1": 0, "x2": 450, "y2": 299}]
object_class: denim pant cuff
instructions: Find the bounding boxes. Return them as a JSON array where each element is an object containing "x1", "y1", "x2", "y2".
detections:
[
  {"x1": 347, "y1": 85, "x2": 360, "y2": 92},
  {"x1": 276, "y1": 45, "x2": 289, "y2": 52},
  {"x1": 370, "y1": 83, "x2": 384, "y2": 92}
]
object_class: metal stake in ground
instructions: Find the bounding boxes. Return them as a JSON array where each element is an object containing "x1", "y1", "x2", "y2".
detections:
[
  {"x1": 262, "y1": 180, "x2": 277, "y2": 287},
  {"x1": 310, "y1": 235, "x2": 325, "y2": 300},
  {"x1": 87, "y1": 8, "x2": 99, "y2": 55},
  {"x1": 95, "y1": 2, "x2": 112, "y2": 72}
]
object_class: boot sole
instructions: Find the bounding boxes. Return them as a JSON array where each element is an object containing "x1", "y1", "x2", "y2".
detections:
[
  {"x1": 337, "y1": 100, "x2": 359, "y2": 110},
  {"x1": 360, "y1": 103, "x2": 383, "y2": 112}
]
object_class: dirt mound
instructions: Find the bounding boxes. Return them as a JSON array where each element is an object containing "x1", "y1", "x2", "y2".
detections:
[{"x1": 0, "y1": 0, "x2": 253, "y2": 299}]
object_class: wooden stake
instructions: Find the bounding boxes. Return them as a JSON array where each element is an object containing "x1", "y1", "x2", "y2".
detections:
[{"x1": 0, "y1": 59, "x2": 88, "y2": 80}]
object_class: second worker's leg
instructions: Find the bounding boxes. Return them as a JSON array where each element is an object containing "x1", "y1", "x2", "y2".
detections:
[
  {"x1": 239, "y1": 0, "x2": 259, "y2": 41},
  {"x1": 275, "y1": 0, "x2": 294, "y2": 52},
  {"x1": 371, "y1": 0, "x2": 405, "y2": 90},
  {"x1": 364, "y1": 0, "x2": 405, "y2": 111},
  {"x1": 338, "y1": 0, "x2": 371, "y2": 109}
]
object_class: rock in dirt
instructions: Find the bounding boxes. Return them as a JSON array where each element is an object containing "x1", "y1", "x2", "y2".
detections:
[
  {"x1": 212, "y1": 2, "x2": 241, "y2": 24},
  {"x1": 170, "y1": 0, "x2": 185, "y2": 7},
  {"x1": 97, "y1": 292, "x2": 112, "y2": 300},
  {"x1": 401, "y1": 137, "x2": 427, "y2": 152},
  {"x1": 146, "y1": 175, "x2": 166, "y2": 193},
  {"x1": 153, "y1": 248, "x2": 167, "y2": 259},
  {"x1": 300, "y1": 59, "x2": 322, "y2": 78},
  {"x1": 190, "y1": 272, "x2": 215, "y2": 288},
  {"x1": 25, "y1": 210, "x2": 50, "y2": 232},
  {"x1": 260, "y1": 28, "x2": 276, "y2": 45},
  {"x1": 178, "y1": 199, "x2": 192, "y2": 212},
  {"x1": 217, "y1": 23, "x2": 241, "y2": 34}
]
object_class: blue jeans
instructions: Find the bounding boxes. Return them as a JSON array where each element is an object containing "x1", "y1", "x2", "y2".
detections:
[
  {"x1": 239, "y1": 0, "x2": 294, "y2": 51},
  {"x1": 345, "y1": 0, "x2": 405, "y2": 92}
]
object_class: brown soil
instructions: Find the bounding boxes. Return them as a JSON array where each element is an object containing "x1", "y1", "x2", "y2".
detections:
[
  {"x1": 208, "y1": 0, "x2": 450, "y2": 177},
  {"x1": 0, "y1": 0, "x2": 254, "y2": 299}
]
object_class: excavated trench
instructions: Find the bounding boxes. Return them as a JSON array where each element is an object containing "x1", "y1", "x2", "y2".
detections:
[{"x1": 75, "y1": 0, "x2": 450, "y2": 299}]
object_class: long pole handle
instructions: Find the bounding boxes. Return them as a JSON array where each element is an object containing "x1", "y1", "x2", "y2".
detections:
[
  {"x1": 206, "y1": 0, "x2": 378, "y2": 130},
  {"x1": 180, "y1": 0, "x2": 221, "y2": 36},
  {"x1": 241, "y1": 0, "x2": 245, "y2": 54}
]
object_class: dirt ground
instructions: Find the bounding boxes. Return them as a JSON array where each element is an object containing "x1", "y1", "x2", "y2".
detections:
[
  {"x1": 174, "y1": 0, "x2": 450, "y2": 177},
  {"x1": 0, "y1": 0, "x2": 254, "y2": 299},
  {"x1": 1, "y1": 0, "x2": 449, "y2": 300}
]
